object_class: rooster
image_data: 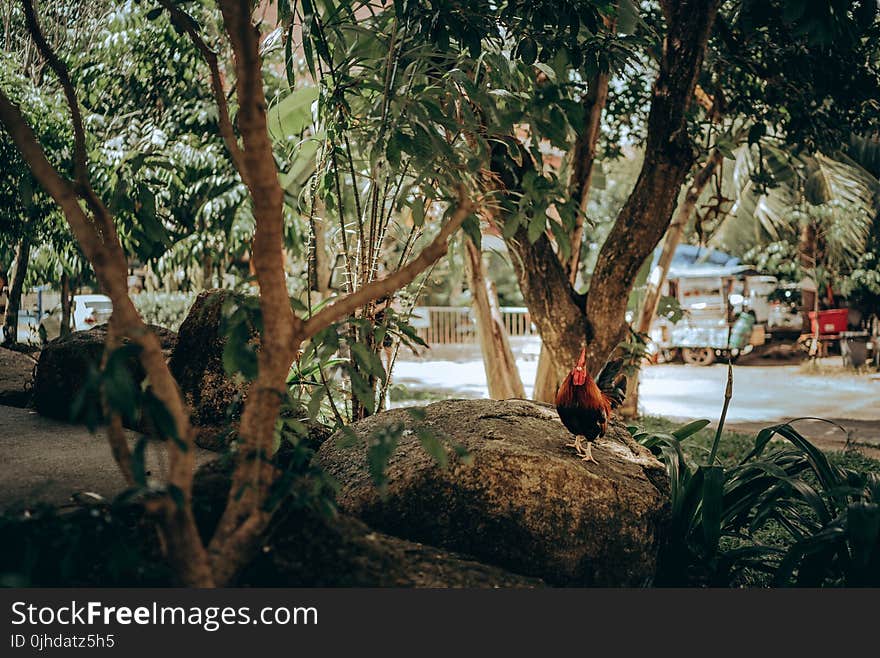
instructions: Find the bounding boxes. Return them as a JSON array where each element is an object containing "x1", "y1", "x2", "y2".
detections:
[{"x1": 555, "y1": 349, "x2": 627, "y2": 463}]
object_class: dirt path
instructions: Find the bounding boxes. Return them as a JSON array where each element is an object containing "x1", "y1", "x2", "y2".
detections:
[{"x1": 0, "y1": 405, "x2": 215, "y2": 512}]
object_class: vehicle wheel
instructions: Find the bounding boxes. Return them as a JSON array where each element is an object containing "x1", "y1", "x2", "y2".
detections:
[{"x1": 682, "y1": 347, "x2": 716, "y2": 366}]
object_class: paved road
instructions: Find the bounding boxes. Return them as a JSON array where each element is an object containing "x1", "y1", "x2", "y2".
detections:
[
  {"x1": 0, "y1": 406, "x2": 214, "y2": 512},
  {"x1": 638, "y1": 363, "x2": 878, "y2": 422}
]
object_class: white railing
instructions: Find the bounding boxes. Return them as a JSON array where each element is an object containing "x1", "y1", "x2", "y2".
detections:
[{"x1": 412, "y1": 306, "x2": 535, "y2": 345}]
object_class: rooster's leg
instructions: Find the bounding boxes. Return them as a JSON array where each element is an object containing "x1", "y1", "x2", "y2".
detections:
[
  {"x1": 566, "y1": 435, "x2": 597, "y2": 463},
  {"x1": 580, "y1": 441, "x2": 597, "y2": 464}
]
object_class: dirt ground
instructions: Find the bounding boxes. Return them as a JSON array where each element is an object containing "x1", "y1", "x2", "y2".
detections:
[{"x1": 0, "y1": 405, "x2": 214, "y2": 512}]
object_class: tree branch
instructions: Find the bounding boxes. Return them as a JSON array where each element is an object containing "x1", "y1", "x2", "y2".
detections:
[
  {"x1": 301, "y1": 189, "x2": 474, "y2": 340},
  {"x1": 20, "y1": 0, "x2": 87, "y2": 185},
  {"x1": 156, "y1": 0, "x2": 247, "y2": 180},
  {"x1": 0, "y1": 87, "x2": 211, "y2": 586}
]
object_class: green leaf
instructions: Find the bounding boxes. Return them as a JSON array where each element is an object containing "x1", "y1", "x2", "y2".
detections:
[
  {"x1": 167, "y1": 484, "x2": 186, "y2": 511},
  {"x1": 672, "y1": 419, "x2": 711, "y2": 441},
  {"x1": 517, "y1": 37, "x2": 538, "y2": 65},
  {"x1": 143, "y1": 390, "x2": 184, "y2": 449},
  {"x1": 618, "y1": 0, "x2": 639, "y2": 35},
  {"x1": 103, "y1": 345, "x2": 142, "y2": 425},
  {"x1": 701, "y1": 466, "x2": 725, "y2": 554},
  {"x1": 405, "y1": 407, "x2": 427, "y2": 420},
  {"x1": 462, "y1": 214, "x2": 481, "y2": 250},
  {"x1": 748, "y1": 123, "x2": 766, "y2": 147},
  {"x1": 418, "y1": 429, "x2": 448, "y2": 468},
  {"x1": 350, "y1": 342, "x2": 386, "y2": 382},
  {"x1": 335, "y1": 426, "x2": 360, "y2": 449},
  {"x1": 131, "y1": 436, "x2": 149, "y2": 487},
  {"x1": 266, "y1": 86, "x2": 318, "y2": 142},
  {"x1": 410, "y1": 196, "x2": 425, "y2": 227},
  {"x1": 527, "y1": 213, "x2": 545, "y2": 243},
  {"x1": 347, "y1": 365, "x2": 376, "y2": 414}
]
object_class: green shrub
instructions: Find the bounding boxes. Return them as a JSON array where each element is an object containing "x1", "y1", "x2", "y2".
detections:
[
  {"x1": 633, "y1": 419, "x2": 880, "y2": 587},
  {"x1": 131, "y1": 291, "x2": 199, "y2": 331}
]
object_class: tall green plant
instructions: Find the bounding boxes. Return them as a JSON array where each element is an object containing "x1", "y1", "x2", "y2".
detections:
[{"x1": 634, "y1": 416, "x2": 880, "y2": 586}]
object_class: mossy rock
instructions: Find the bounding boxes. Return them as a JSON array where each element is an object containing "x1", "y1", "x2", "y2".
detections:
[{"x1": 316, "y1": 398, "x2": 671, "y2": 586}]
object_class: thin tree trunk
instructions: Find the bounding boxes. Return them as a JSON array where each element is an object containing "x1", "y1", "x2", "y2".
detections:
[
  {"x1": 799, "y1": 220, "x2": 820, "y2": 340},
  {"x1": 620, "y1": 149, "x2": 723, "y2": 417},
  {"x1": 202, "y1": 251, "x2": 213, "y2": 289},
  {"x1": 309, "y1": 209, "x2": 332, "y2": 298},
  {"x1": 532, "y1": 345, "x2": 557, "y2": 402},
  {"x1": 2, "y1": 234, "x2": 31, "y2": 346},
  {"x1": 566, "y1": 68, "x2": 610, "y2": 282},
  {"x1": 60, "y1": 272, "x2": 71, "y2": 338},
  {"x1": 464, "y1": 238, "x2": 525, "y2": 399}
]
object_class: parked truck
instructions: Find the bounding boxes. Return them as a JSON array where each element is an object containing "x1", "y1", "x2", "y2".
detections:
[{"x1": 649, "y1": 266, "x2": 801, "y2": 365}]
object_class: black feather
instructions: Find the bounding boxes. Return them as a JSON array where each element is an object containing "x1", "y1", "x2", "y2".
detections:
[{"x1": 595, "y1": 358, "x2": 627, "y2": 409}]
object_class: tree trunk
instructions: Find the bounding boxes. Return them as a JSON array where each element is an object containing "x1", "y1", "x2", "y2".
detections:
[
  {"x1": 507, "y1": 227, "x2": 589, "y2": 399},
  {"x1": 60, "y1": 272, "x2": 71, "y2": 338},
  {"x1": 531, "y1": 67, "x2": 609, "y2": 402},
  {"x1": 582, "y1": 0, "x2": 722, "y2": 374},
  {"x1": 799, "y1": 219, "x2": 820, "y2": 335},
  {"x1": 202, "y1": 251, "x2": 213, "y2": 289},
  {"x1": 620, "y1": 149, "x2": 723, "y2": 417},
  {"x1": 464, "y1": 238, "x2": 525, "y2": 399},
  {"x1": 309, "y1": 206, "x2": 332, "y2": 298},
  {"x1": 508, "y1": 0, "x2": 722, "y2": 389},
  {"x1": 2, "y1": 234, "x2": 31, "y2": 346}
]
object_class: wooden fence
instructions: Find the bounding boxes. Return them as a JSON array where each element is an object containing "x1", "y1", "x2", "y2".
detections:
[{"x1": 413, "y1": 306, "x2": 536, "y2": 345}]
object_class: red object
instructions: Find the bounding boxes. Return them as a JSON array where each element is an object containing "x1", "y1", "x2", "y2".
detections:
[{"x1": 809, "y1": 308, "x2": 848, "y2": 335}]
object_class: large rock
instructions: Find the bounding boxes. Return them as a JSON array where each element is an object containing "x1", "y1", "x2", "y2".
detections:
[
  {"x1": 192, "y1": 458, "x2": 541, "y2": 588},
  {"x1": 316, "y1": 398, "x2": 671, "y2": 586},
  {"x1": 33, "y1": 324, "x2": 176, "y2": 421},
  {"x1": 168, "y1": 290, "x2": 245, "y2": 450},
  {"x1": 168, "y1": 290, "x2": 330, "y2": 452},
  {"x1": 0, "y1": 347, "x2": 36, "y2": 407}
]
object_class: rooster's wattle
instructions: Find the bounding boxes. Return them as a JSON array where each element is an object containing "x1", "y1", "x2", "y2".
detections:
[{"x1": 555, "y1": 349, "x2": 627, "y2": 463}]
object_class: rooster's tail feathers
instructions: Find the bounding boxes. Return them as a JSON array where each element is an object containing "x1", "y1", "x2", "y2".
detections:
[{"x1": 596, "y1": 358, "x2": 627, "y2": 409}]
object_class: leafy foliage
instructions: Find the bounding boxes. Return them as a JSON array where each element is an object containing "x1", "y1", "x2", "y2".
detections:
[{"x1": 633, "y1": 419, "x2": 880, "y2": 587}]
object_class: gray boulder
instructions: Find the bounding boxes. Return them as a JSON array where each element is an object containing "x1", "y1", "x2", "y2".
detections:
[
  {"x1": 316, "y1": 398, "x2": 670, "y2": 586},
  {"x1": 33, "y1": 324, "x2": 176, "y2": 421},
  {"x1": 168, "y1": 290, "x2": 243, "y2": 450},
  {"x1": 193, "y1": 457, "x2": 542, "y2": 587}
]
